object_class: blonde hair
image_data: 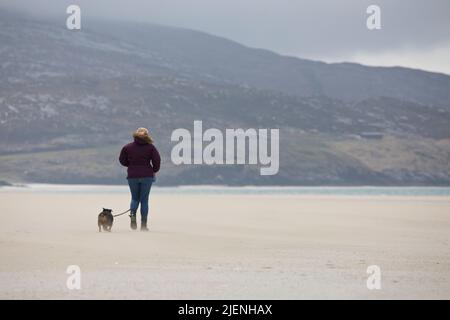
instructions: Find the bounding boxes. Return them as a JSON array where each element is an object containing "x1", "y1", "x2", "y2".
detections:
[{"x1": 132, "y1": 127, "x2": 153, "y2": 144}]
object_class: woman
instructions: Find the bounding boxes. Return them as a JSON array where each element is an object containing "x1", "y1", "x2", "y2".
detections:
[{"x1": 119, "y1": 128, "x2": 161, "y2": 231}]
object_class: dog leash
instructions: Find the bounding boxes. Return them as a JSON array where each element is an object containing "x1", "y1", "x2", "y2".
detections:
[{"x1": 113, "y1": 209, "x2": 131, "y2": 217}]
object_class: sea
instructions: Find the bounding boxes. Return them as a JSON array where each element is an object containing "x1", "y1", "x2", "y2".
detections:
[{"x1": 1, "y1": 184, "x2": 450, "y2": 197}]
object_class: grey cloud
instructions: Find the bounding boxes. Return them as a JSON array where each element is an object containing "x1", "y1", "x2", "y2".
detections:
[{"x1": 1, "y1": 0, "x2": 449, "y2": 62}]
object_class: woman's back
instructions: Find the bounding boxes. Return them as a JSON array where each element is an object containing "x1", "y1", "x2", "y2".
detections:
[{"x1": 119, "y1": 137, "x2": 161, "y2": 179}]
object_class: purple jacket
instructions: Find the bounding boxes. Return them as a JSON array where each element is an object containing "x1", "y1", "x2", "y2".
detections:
[{"x1": 119, "y1": 138, "x2": 161, "y2": 179}]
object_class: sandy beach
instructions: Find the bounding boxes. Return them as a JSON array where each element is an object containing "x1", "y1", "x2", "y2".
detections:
[{"x1": 0, "y1": 190, "x2": 449, "y2": 299}]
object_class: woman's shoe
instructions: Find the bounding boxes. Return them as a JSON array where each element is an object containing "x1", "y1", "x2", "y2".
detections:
[
  {"x1": 129, "y1": 210, "x2": 137, "y2": 230},
  {"x1": 141, "y1": 218, "x2": 149, "y2": 232}
]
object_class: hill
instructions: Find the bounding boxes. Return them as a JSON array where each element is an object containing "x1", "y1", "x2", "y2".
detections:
[{"x1": 0, "y1": 9, "x2": 449, "y2": 185}]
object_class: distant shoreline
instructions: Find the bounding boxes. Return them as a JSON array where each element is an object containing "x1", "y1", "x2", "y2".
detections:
[{"x1": 2, "y1": 183, "x2": 450, "y2": 197}]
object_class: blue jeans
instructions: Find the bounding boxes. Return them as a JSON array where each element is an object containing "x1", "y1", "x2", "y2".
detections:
[{"x1": 127, "y1": 177, "x2": 155, "y2": 219}]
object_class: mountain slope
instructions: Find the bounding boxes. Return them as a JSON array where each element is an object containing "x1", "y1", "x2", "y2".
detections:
[{"x1": 0, "y1": 10, "x2": 449, "y2": 185}]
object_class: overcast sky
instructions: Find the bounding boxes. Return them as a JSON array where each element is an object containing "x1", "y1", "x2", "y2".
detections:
[{"x1": 2, "y1": 0, "x2": 450, "y2": 74}]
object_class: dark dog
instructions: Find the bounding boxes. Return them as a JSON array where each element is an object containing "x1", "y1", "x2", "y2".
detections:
[{"x1": 98, "y1": 208, "x2": 114, "y2": 232}]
